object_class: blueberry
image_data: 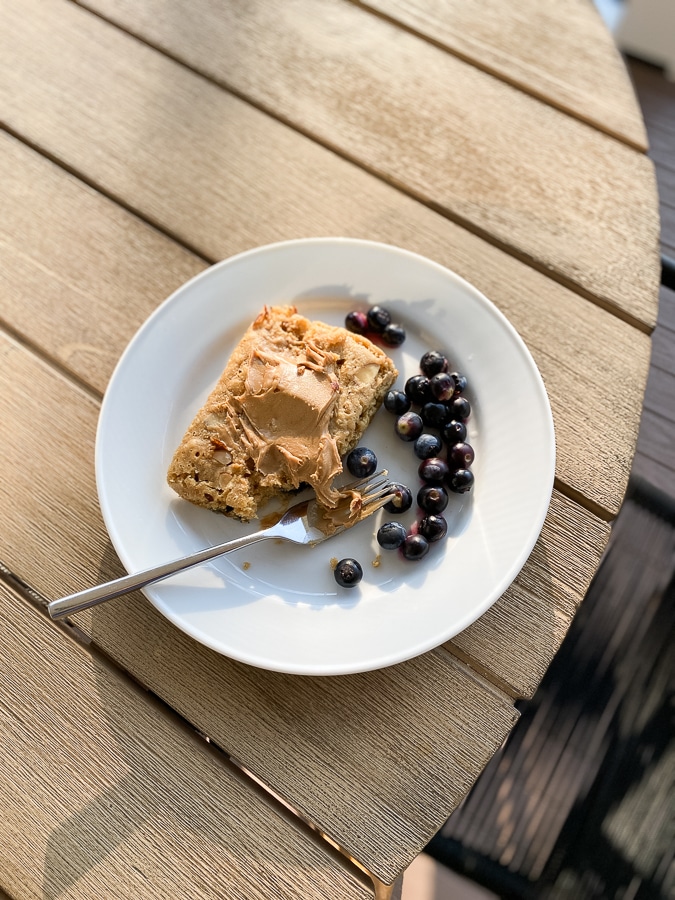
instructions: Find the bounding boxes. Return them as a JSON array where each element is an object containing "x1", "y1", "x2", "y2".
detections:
[
  {"x1": 450, "y1": 372, "x2": 468, "y2": 395},
  {"x1": 414, "y1": 433, "x2": 443, "y2": 460},
  {"x1": 447, "y1": 469, "x2": 474, "y2": 494},
  {"x1": 384, "y1": 483, "x2": 413, "y2": 514},
  {"x1": 405, "y1": 375, "x2": 432, "y2": 406},
  {"x1": 447, "y1": 442, "x2": 475, "y2": 469},
  {"x1": 401, "y1": 534, "x2": 430, "y2": 561},
  {"x1": 395, "y1": 411, "x2": 423, "y2": 442},
  {"x1": 420, "y1": 402, "x2": 449, "y2": 429},
  {"x1": 345, "y1": 310, "x2": 368, "y2": 335},
  {"x1": 419, "y1": 350, "x2": 448, "y2": 377},
  {"x1": 442, "y1": 419, "x2": 467, "y2": 445},
  {"x1": 346, "y1": 446, "x2": 377, "y2": 478},
  {"x1": 430, "y1": 372, "x2": 456, "y2": 402},
  {"x1": 448, "y1": 396, "x2": 471, "y2": 421},
  {"x1": 334, "y1": 558, "x2": 363, "y2": 588},
  {"x1": 377, "y1": 521, "x2": 408, "y2": 550},
  {"x1": 418, "y1": 514, "x2": 448, "y2": 543},
  {"x1": 418, "y1": 457, "x2": 449, "y2": 484},
  {"x1": 384, "y1": 390, "x2": 410, "y2": 415},
  {"x1": 382, "y1": 322, "x2": 406, "y2": 347},
  {"x1": 366, "y1": 305, "x2": 391, "y2": 333},
  {"x1": 417, "y1": 484, "x2": 449, "y2": 514}
]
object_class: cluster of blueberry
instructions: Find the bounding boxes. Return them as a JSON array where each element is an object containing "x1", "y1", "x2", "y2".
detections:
[
  {"x1": 375, "y1": 349, "x2": 474, "y2": 561},
  {"x1": 332, "y1": 338, "x2": 475, "y2": 588},
  {"x1": 345, "y1": 305, "x2": 406, "y2": 347}
]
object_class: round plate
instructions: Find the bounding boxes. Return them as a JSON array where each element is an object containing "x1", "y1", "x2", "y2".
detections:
[{"x1": 97, "y1": 238, "x2": 555, "y2": 675}]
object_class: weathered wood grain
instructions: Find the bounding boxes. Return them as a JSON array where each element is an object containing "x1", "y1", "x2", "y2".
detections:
[
  {"x1": 0, "y1": 124, "x2": 651, "y2": 519},
  {"x1": 2, "y1": 0, "x2": 660, "y2": 329},
  {"x1": 0, "y1": 582, "x2": 373, "y2": 900},
  {"x1": 0, "y1": 137, "x2": 206, "y2": 395},
  {"x1": 0, "y1": 333, "x2": 520, "y2": 881},
  {"x1": 358, "y1": 0, "x2": 647, "y2": 148}
]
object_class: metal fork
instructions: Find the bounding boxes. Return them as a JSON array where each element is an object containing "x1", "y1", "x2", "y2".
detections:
[{"x1": 47, "y1": 471, "x2": 393, "y2": 620}]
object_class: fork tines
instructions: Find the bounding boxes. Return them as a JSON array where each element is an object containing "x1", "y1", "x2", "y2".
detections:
[{"x1": 343, "y1": 470, "x2": 395, "y2": 514}]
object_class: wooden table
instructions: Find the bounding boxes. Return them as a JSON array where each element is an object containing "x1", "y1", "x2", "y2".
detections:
[{"x1": 0, "y1": 2, "x2": 661, "y2": 897}]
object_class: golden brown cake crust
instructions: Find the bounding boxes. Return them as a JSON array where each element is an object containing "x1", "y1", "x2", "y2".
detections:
[{"x1": 167, "y1": 305, "x2": 398, "y2": 520}]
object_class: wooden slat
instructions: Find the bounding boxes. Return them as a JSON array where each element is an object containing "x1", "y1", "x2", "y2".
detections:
[
  {"x1": 2, "y1": 0, "x2": 660, "y2": 330},
  {"x1": 0, "y1": 333, "x2": 518, "y2": 882},
  {"x1": 360, "y1": 0, "x2": 648, "y2": 149},
  {"x1": 0, "y1": 118, "x2": 652, "y2": 520},
  {"x1": 0, "y1": 583, "x2": 372, "y2": 900},
  {"x1": 0, "y1": 131, "x2": 612, "y2": 697},
  {"x1": 0, "y1": 145, "x2": 205, "y2": 396}
]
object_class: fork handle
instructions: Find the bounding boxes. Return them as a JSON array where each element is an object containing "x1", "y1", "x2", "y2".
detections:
[{"x1": 47, "y1": 528, "x2": 275, "y2": 619}]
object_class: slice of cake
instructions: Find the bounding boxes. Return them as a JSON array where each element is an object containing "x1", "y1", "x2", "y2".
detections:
[{"x1": 167, "y1": 305, "x2": 398, "y2": 520}]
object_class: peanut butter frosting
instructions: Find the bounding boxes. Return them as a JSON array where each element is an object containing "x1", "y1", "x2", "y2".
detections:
[
  {"x1": 218, "y1": 336, "x2": 344, "y2": 507},
  {"x1": 167, "y1": 305, "x2": 398, "y2": 520}
]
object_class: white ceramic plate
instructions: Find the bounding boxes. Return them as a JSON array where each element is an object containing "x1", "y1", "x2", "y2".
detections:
[{"x1": 97, "y1": 238, "x2": 555, "y2": 675}]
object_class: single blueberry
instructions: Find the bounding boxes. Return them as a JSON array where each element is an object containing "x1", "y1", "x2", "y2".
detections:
[
  {"x1": 430, "y1": 372, "x2": 456, "y2": 402},
  {"x1": 401, "y1": 534, "x2": 430, "y2": 561},
  {"x1": 418, "y1": 457, "x2": 450, "y2": 484},
  {"x1": 345, "y1": 310, "x2": 368, "y2": 335},
  {"x1": 384, "y1": 390, "x2": 411, "y2": 415},
  {"x1": 417, "y1": 484, "x2": 449, "y2": 514},
  {"x1": 447, "y1": 469, "x2": 474, "y2": 494},
  {"x1": 334, "y1": 558, "x2": 363, "y2": 588},
  {"x1": 346, "y1": 446, "x2": 377, "y2": 478},
  {"x1": 384, "y1": 483, "x2": 414, "y2": 514},
  {"x1": 418, "y1": 514, "x2": 448, "y2": 543},
  {"x1": 448, "y1": 396, "x2": 471, "y2": 421},
  {"x1": 442, "y1": 420, "x2": 467, "y2": 445},
  {"x1": 447, "y1": 442, "x2": 475, "y2": 470},
  {"x1": 382, "y1": 323, "x2": 406, "y2": 347},
  {"x1": 421, "y1": 402, "x2": 449, "y2": 429},
  {"x1": 419, "y1": 350, "x2": 448, "y2": 377},
  {"x1": 450, "y1": 371, "x2": 468, "y2": 395},
  {"x1": 405, "y1": 375, "x2": 432, "y2": 407},
  {"x1": 395, "y1": 411, "x2": 423, "y2": 442},
  {"x1": 414, "y1": 433, "x2": 443, "y2": 460},
  {"x1": 366, "y1": 305, "x2": 391, "y2": 333},
  {"x1": 377, "y1": 521, "x2": 408, "y2": 550}
]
